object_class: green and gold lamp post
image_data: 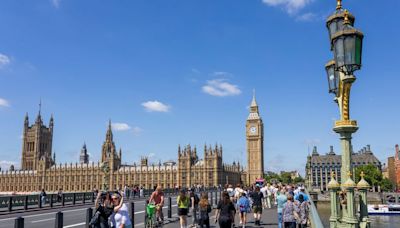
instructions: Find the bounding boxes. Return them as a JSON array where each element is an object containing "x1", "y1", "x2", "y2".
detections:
[{"x1": 325, "y1": 1, "x2": 368, "y2": 227}]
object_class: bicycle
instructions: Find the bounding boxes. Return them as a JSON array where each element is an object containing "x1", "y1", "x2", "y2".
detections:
[{"x1": 146, "y1": 203, "x2": 163, "y2": 228}]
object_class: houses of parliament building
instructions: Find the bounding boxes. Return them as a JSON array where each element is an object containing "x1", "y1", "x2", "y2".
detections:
[{"x1": 0, "y1": 95, "x2": 265, "y2": 193}]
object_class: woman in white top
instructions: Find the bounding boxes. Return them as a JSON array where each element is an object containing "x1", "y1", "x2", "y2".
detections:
[{"x1": 111, "y1": 193, "x2": 132, "y2": 228}]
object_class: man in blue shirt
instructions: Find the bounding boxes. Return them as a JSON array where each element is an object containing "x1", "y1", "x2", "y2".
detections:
[
  {"x1": 276, "y1": 189, "x2": 287, "y2": 228},
  {"x1": 294, "y1": 187, "x2": 310, "y2": 202}
]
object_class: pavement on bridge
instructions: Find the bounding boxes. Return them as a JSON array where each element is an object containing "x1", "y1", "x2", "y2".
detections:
[
  {"x1": 163, "y1": 207, "x2": 279, "y2": 228},
  {"x1": 0, "y1": 193, "x2": 278, "y2": 228}
]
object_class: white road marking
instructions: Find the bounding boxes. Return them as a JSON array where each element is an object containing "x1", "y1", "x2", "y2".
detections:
[
  {"x1": 63, "y1": 222, "x2": 85, "y2": 228},
  {"x1": 31, "y1": 217, "x2": 55, "y2": 223},
  {"x1": 0, "y1": 207, "x2": 90, "y2": 222}
]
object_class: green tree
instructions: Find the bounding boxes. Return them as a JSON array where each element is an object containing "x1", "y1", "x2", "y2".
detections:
[
  {"x1": 293, "y1": 176, "x2": 305, "y2": 184},
  {"x1": 280, "y1": 172, "x2": 293, "y2": 184},
  {"x1": 355, "y1": 164, "x2": 382, "y2": 187},
  {"x1": 380, "y1": 178, "x2": 394, "y2": 192},
  {"x1": 264, "y1": 172, "x2": 280, "y2": 183}
]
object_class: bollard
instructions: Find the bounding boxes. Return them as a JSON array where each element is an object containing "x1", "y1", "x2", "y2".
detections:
[
  {"x1": 83, "y1": 193, "x2": 86, "y2": 204},
  {"x1": 85, "y1": 207, "x2": 93, "y2": 228},
  {"x1": 8, "y1": 196, "x2": 13, "y2": 212},
  {"x1": 55, "y1": 211, "x2": 63, "y2": 228},
  {"x1": 168, "y1": 197, "x2": 172, "y2": 218},
  {"x1": 72, "y1": 193, "x2": 76, "y2": 205},
  {"x1": 129, "y1": 202, "x2": 135, "y2": 228},
  {"x1": 61, "y1": 194, "x2": 65, "y2": 207},
  {"x1": 14, "y1": 217, "x2": 24, "y2": 228},
  {"x1": 50, "y1": 194, "x2": 54, "y2": 208},
  {"x1": 24, "y1": 195, "x2": 28, "y2": 210},
  {"x1": 38, "y1": 195, "x2": 42, "y2": 208}
]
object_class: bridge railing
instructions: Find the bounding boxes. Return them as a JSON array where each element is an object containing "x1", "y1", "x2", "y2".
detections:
[
  {"x1": 306, "y1": 190, "x2": 325, "y2": 228},
  {"x1": 0, "y1": 187, "x2": 210, "y2": 213},
  {"x1": 10, "y1": 188, "x2": 222, "y2": 228}
]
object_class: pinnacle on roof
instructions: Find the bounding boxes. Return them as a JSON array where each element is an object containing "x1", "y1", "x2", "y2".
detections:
[{"x1": 250, "y1": 89, "x2": 258, "y2": 107}]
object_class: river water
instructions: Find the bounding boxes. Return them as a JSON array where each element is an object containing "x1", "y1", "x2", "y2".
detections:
[{"x1": 317, "y1": 203, "x2": 400, "y2": 228}]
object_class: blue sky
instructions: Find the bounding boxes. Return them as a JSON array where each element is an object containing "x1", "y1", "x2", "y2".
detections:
[{"x1": 0, "y1": 0, "x2": 399, "y2": 175}]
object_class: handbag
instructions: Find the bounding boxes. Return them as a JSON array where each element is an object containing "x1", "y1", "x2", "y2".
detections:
[{"x1": 89, "y1": 210, "x2": 101, "y2": 225}]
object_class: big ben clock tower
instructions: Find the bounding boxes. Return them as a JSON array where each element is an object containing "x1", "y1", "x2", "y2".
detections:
[{"x1": 246, "y1": 92, "x2": 264, "y2": 185}]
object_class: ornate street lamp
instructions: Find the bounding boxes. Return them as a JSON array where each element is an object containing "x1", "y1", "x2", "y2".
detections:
[
  {"x1": 326, "y1": 0, "x2": 355, "y2": 50},
  {"x1": 325, "y1": 60, "x2": 340, "y2": 96},
  {"x1": 331, "y1": 10, "x2": 364, "y2": 75},
  {"x1": 324, "y1": 1, "x2": 370, "y2": 227}
]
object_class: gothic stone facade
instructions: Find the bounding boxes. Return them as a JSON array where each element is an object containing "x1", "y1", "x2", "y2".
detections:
[
  {"x1": 0, "y1": 113, "x2": 242, "y2": 193},
  {"x1": 305, "y1": 145, "x2": 382, "y2": 191}
]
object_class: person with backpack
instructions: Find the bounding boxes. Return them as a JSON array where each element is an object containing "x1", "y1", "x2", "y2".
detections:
[
  {"x1": 198, "y1": 193, "x2": 212, "y2": 228},
  {"x1": 237, "y1": 192, "x2": 250, "y2": 228},
  {"x1": 190, "y1": 189, "x2": 200, "y2": 227}
]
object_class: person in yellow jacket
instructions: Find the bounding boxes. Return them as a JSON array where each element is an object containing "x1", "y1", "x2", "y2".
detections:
[{"x1": 177, "y1": 189, "x2": 190, "y2": 228}]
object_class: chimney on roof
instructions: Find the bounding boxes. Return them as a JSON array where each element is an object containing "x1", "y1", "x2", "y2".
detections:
[{"x1": 367, "y1": 145, "x2": 371, "y2": 152}]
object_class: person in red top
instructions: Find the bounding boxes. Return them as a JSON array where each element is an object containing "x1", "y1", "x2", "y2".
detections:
[{"x1": 149, "y1": 186, "x2": 165, "y2": 222}]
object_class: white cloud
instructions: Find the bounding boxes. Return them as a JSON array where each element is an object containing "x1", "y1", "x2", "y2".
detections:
[
  {"x1": 0, "y1": 98, "x2": 10, "y2": 107},
  {"x1": 262, "y1": 0, "x2": 313, "y2": 14},
  {"x1": 50, "y1": 0, "x2": 61, "y2": 8},
  {"x1": 132, "y1": 127, "x2": 143, "y2": 136},
  {"x1": 142, "y1": 101, "x2": 171, "y2": 112},
  {"x1": 212, "y1": 71, "x2": 233, "y2": 77},
  {"x1": 202, "y1": 79, "x2": 242, "y2": 97},
  {"x1": 148, "y1": 153, "x2": 155, "y2": 158},
  {"x1": 111, "y1": 123, "x2": 131, "y2": 131},
  {"x1": 296, "y1": 12, "x2": 317, "y2": 21},
  {"x1": 0, "y1": 160, "x2": 17, "y2": 171},
  {"x1": 0, "y1": 53, "x2": 10, "y2": 68}
]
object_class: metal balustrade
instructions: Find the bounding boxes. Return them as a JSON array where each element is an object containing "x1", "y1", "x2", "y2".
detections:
[
  {"x1": 0, "y1": 187, "x2": 217, "y2": 213},
  {"x1": 10, "y1": 188, "x2": 221, "y2": 228}
]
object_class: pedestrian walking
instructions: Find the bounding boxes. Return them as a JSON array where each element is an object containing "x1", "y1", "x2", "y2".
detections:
[
  {"x1": 250, "y1": 186, "x2": 263, "y2": 226},
  {"x1": 198, "y1": 193, "x2": 211, "y2": 228},
  {"x1": 40, "y1": 189, "x2": 47, "y2": 207},
  {"x1": 190, "y1": 189, "x2": 200, "y2": 227},
  {"x1": 57, "y1": 188, "x2": 62, "y2": 202},
  {"x1": 177, "y1": 189, "x2": 190, "y2": 228},
  {"x1": 282, "y1": 195, "x2": 299, "y2": 228},
  {"x1": 276, "y1": 189, "x2": 288, "y2": 228},
  {"x1": 237, "y1": 192, "x2": 250, "y2": 228},
  {"x1": 215, "y1": 191, "x2": 236, "y2": 228},
  {"x1": 296, "y1": 194, "x2": 309, "y2": 228}
]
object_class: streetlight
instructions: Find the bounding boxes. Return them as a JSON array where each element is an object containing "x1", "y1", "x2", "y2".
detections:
[
  {"x1": 331, "y1": 10, "x2": 364, "y2": 75},
  {"x1": 323, "y1": 1, "x2": 370, "y2": 227},
  {"x1": 325, "y1": 60, "x2": 340, "y2": 96}
]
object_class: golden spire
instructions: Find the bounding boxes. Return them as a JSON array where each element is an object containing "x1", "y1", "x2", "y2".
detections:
[
  {"x1": 347, "y1": 170, "x2": 352, "y2": 178},
  {"x1": 336, "y1": 0, "x2": 342, "y2": 10},
  {"x1": 360, "y1": 171, "x2": 365, "y2": 179},
  {"x1": 343, "y1": 10, "x2": 350, "y2": 25},
  {"x1": 331, "y1": 171, "x2": 336, "y2": 179}
]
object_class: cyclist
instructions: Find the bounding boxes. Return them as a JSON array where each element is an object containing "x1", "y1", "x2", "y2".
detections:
[{"x1": 149, "y1": 186, "x2": 165, "y2": 223}]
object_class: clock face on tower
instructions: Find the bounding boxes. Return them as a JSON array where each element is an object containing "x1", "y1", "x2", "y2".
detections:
[{"x1": 249, "y1": 126, "x2": 257, "y2": 134}]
